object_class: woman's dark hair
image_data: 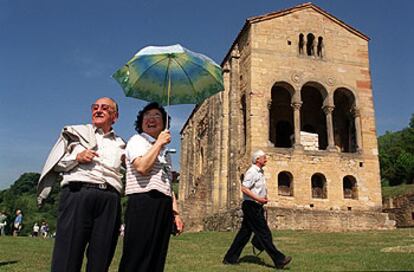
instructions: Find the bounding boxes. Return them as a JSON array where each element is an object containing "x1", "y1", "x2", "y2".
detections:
[{"x1": 134, "y1": 102, "x2": 171, "y2": 133}]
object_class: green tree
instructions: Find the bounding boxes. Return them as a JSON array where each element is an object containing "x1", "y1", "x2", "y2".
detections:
[
  {"x1": 379, "y1": 114, "x2": 414, "y2": 186},
  {"x1": 0, "y1": 173, "x2": 59, "y2": 236}
]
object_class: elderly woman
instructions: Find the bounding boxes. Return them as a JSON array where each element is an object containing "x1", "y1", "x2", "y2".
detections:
[{"x1": 119, "y1": 102, "x2": 184, "y2": 272}]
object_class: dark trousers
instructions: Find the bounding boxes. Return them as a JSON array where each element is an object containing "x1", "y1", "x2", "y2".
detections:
[
  {"x1": 51, "y1": 185, "x2": 121, "y2": 272},
  {"x1": 119, "y1": 190, "x2": 173, "y2": 272},
  {"x1": 224, "y1": 200, "x2": 286, "y2": 266}
]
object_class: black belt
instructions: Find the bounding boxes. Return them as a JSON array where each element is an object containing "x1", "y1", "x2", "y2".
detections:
[{"x1": 64, "y1": 182, "x2": 119, "y2": 194}]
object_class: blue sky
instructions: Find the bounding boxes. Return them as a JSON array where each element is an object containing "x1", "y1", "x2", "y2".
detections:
[{"x1": 1, "y1": 0, "x2": 413, "y2": 189}]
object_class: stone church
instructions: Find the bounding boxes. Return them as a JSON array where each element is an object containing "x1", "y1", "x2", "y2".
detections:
[{"x1": 179, "y1": 3, "x2": 395, "y2": 231}]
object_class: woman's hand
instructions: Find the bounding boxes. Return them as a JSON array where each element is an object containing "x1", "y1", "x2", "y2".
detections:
[
  {"x1": 156, "y1": 130, "x2": 171, "y2": 147},
  {"x1": 174, "y1": 215, "x2": 184, "y2": 235}
]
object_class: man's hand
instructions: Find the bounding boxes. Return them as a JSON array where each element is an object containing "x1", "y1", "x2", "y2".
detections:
[
  {"x1": 257, "y1": 197, "x2": 268, "y2": 205},
  {"x1": 76, "y1": 149, "x2": 99, "y2": 163}
]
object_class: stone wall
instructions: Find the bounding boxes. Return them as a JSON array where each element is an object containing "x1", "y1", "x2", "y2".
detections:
[
  {"x1": 204, "y1": 207, "x2": 395, "y2": 232},
  {"x1": 383, "y1": 193, "x2": 414, "y2": 228}
]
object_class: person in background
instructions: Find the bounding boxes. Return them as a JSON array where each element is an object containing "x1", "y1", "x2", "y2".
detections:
[
  {"x1": 0, "y1": 211, "x2": 7, "y2": 236},
  {"x1": 38, "y1": 97, "x2": 125, "y2": 272},
  {"x1": 40, "y1": 221, "x2": 49, "y2": 238},
  {"x1": 119, "y1": 102, "x2": 184, "y2": 272},
  {"x1": 12, "y1": 209, "x2": 23, "y2": 236},
  {"x1": 32, "y1": 222, "x2": 40, "y2": 237},
  {"x1": 223, "y1": 150, "x2": 292, "y2": 270}
]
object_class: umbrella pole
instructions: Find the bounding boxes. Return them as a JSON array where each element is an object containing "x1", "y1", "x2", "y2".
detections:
[{"x1": 166, "y1": 68, "x2": 171, "y2": 130}]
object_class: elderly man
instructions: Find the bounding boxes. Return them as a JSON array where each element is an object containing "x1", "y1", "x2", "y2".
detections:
[
  {"x1": 38, "y1": 97, "x2": 125, "y2": 272},
  {"x1": 223, "y1": 150, "x2": 292, "y2": 270}
]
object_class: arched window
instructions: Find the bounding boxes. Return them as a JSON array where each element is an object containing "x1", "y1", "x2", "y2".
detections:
[
  {"x1": 333, "y1": 88, "x2": 357, "y2": 153},
  {"x1": 269, "y1": 82, "x2": 294, "y2": 147},
  {"x1": 301, "y1": 83, "x2": 328, "y2": 150},
  {"x1": 311, "y1": 173, "x2": 327, "y2": 199},
  {"x1": 299, "y1": 33, "x2": 305, "y2": 54},
  {"x1": 317, "y1": 36, "x2": 324, "y2": 58},
  {"x1": 306, "y1": 33, "x2": 315, "y2": 56},
  {"x1": 278, "y1": 171, "x2": 294, "y2": 196},
  {"x1": 343, "y1": 175, "x2": 358, "y2": 199}
]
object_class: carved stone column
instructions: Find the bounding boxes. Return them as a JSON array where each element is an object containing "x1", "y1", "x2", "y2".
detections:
[
  {"x1": 291, "y1": 102, "x2": 303, "y2": 148},
  {"x1": 323, "y1": 105, "x2": 336, "y2": 151},
  {"x1": 352, "y1": 108, "x2": 363, "y2": 153}
]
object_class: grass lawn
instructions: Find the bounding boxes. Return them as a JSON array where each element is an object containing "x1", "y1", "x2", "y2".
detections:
[
  {"x1": 382, "y1": 183, "x2": 414, "y2": 198},
  {"x1": 1, "y1": 229, "x2": 413, "y2": 271}
]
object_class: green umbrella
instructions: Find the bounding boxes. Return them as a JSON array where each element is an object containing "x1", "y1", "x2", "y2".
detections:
[{"x1": 113, "y1": 44, "x2": 224, "y2": 111}]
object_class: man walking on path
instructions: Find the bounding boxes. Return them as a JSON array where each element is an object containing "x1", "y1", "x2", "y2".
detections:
[{"x1": 223, "y1": 150, "x2": 292, "y2": 270}]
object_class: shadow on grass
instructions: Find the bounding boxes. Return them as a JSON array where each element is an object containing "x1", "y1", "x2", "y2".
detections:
[
  {"x1": 239, "y1": 255, "x2": 274, "y2": 268},
  {"x1": 0, "y1": 260, "x2": 19, "y2": 267}
]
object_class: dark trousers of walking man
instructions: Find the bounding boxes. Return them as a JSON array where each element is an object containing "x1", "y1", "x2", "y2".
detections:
[{"x1": 223, "y1": 200, "x2": 286, "y2": 266}]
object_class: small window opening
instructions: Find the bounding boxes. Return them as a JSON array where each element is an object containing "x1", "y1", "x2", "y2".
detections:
[
  {"x1": 347, "y1": 207, "x2": 352, "y2": 211},
  {"x1": 359, "y1": 162, "x2": 364, "y2": 167},
  {"x1": 306, "y1": 33, "x2": 315, "y2": 56},
  {"x1": 343, "y1": 176, "x2": 358, "y2": 199},
  {"x1": 310, "y1": 203, "x2": 314, "y2": 208},
  {"x1": 299, "y1": 33, "x2": 305, "y2": 54},
  {"x1": 311, "y1": 173, "x2": 327, "y2": 199},
  {"x1": 278, "y1": 171, "x2": 293, "y2": 196},
  {"x1": 317, "y1": 36, "x2": 324, "y2": 58},
  {"x1": 287, "y1": 40, "x2": 292, "y2": 45}
]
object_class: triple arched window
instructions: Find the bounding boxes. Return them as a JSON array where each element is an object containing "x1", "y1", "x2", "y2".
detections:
[{"x1": 299, "y1": 33, "x2": 323, "y2": 58}]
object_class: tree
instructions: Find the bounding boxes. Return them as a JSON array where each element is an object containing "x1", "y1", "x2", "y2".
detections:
[{"x1": 379, "y1": 113, "x2": 414, "y2": 186}]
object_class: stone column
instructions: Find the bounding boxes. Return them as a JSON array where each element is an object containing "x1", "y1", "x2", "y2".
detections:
[
  {"x1": 219, "y1": 62, "x2": 230, "y2": 210},
  {"x1": 352, "y1": 108, "x2": 363, "y2": 153},
  {"x1": 291, "y1": 102, "x2": 303, "y2": 148},
  {"x1": 323, "y1": 105, "x2": 336, "y2": 151},
  {"x1": 228, "y1": 45, "x2": 241, "y2": 208}
]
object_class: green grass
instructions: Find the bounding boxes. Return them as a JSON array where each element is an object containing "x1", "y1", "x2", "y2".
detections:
[
  {"x1": 1, "y1": 229, "x2": 414, "y2": 271},
  {"x1": 382, "y1": 183, "x2": 414, "y2": 198}
]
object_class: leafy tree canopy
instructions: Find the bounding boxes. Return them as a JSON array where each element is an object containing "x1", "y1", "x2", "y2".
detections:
[{"x1": 379, "y1": 113, "x2": 414, "y2": 186}]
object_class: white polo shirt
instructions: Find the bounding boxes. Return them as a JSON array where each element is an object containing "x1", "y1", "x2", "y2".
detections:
[
  {"x1": 124, "y1": 133, "x2": 172, "y2": 196},
  {"x1": 242, "y1": 164, "x2": 268, "y2": 201}
]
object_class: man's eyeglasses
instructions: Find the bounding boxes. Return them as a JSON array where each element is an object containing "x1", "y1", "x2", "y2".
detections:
[
  {"x1": 143, "y1": 113, "x2": 163, "y2": 120},
  {"x1": 91, "y1": 104, "x2": 115, "y2": 113}
]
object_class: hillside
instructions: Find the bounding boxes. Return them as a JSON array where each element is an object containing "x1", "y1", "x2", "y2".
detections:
[{"x1": 0, "y1": 173, "x2": 59, "y2": 236}]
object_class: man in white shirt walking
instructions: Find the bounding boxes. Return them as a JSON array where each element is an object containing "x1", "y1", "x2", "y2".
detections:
[{"x1": 223, "y1": 150, "x2": 292, "y2": 270}]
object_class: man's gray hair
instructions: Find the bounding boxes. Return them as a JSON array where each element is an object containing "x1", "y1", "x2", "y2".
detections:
[{"x1": 252, "y1": 149, "x2": 266, "y2": 164}]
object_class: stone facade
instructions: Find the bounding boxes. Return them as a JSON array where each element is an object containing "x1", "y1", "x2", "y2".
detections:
[{"x1": 179, "y1": 3, "x2": 394, "y2": 232}]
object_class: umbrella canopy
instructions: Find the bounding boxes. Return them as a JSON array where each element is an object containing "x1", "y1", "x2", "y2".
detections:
[{"x1": 112, "y1": 44, "x2": 224, "y2": 106}]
